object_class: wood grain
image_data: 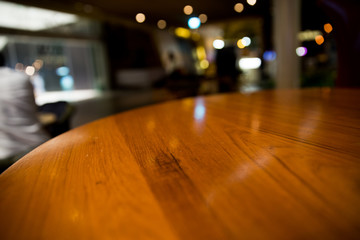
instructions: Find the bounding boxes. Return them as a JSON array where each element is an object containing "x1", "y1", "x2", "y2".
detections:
[{"x1": 0, "y1": 88, "x2": 359, "y2": 239}]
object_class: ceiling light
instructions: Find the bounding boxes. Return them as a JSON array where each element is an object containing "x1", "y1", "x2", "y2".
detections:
[{"x1": 0, "y1": 1, "x2": 78, "y2": 31}]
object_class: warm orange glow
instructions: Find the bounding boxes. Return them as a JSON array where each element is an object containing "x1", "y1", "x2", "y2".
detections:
[
  {"x1": 237, "y1": 39, "x2": 245, "y2": 49},
  {"x1": 234, "y1": 3, "x2": 244, "y2": 13},
  {"x1": 184, "y1": 5, "x2": 193, "y2": 15},
  {"x1": 175, "y1": 27, "x2": 191, "y2": 38},
  {"x1": 199, "y1": 14, "x2": 207, "y2": 23},
  {"x1": 196, "y1": 46, "x2": 206, "y2": 60},
  {"x1": 315, "y1": 35, "x2": 324, "y2": 45},
  {"x1": 135, "y1": 13, "x2": 145, "y2": 23},
  {"x1": 157, "y1": 20, "x2": 166, "y2": 29},
  {"x1": 324, "y1": 23, "x2": 333, "y2": 33}
]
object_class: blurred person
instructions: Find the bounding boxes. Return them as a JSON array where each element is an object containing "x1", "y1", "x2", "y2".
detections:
[
  {"x1": 215, "y1": 46, "x2": 240, "y2": 92},
  {"x1": 319, "y1": 0, "x2": 360, "y2": 87},
  {"x1": 0, "y1": 52, "x2": 51, "y2": 172}
]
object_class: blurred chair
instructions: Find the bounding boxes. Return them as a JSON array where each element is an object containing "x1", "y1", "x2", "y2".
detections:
[{"x1": 38, "y1": 101, "x2": 76, "y2": 137}]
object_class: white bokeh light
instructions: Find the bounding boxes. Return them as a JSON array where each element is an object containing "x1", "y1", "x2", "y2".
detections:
[
  {"x1": 241, "y1": 37, "x2": 251, "y2": 47},
  {"x1": 213, "y1": 39, "x2": 225, "y2": 49},
  {"x1": 296, "y1": 47, "x2": 308, "y2": 57},
  {"x1": 239, "y1": 58, "x2": 262, "y2": 70},
  {"x1": 188, "y1": 17, "x2": 201, "y2": 29}
]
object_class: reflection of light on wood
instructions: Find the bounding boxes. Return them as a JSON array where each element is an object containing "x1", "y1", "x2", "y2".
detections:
[
  {"x1": 251, "y1": 118, "x2": 260, "y2": 132},
  {"x1": 169, "y1": 138, "x2": 179, "y2": 151},
  {"x1": 298, "y1": 105, "x2": 321, "y2": 140},
  {"x1": 147, "y1": 120, "x2": 155, "y2": 132},
  {"x1": 70, "y1": 209, "x2": 80, "y2": 222},
  {"x1": 182, "y1": 98, "x2": 193, "y2": 110},
  {"x1": 194, "y1": 101, "x2": 206, "y2": 121}
]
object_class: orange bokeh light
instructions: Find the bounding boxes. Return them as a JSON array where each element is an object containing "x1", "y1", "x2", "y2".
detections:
[
  {"x1": 315, "y1": 35, "x2": 324, "y2": 45},
  {"x1": 324, "y1": 23, "x2": 333, "y2": 33}
]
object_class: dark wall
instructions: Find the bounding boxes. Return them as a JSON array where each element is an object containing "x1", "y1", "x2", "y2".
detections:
[{"x1": 103, "y1": 24, "x2": 162, "y2": 89}]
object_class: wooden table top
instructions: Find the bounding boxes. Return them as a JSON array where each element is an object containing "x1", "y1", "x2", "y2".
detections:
[{"x1": 1, "y1": 88, "x2": 360, "y2": 239}]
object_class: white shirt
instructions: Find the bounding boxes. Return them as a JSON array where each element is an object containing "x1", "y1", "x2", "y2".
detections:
[{"x1": 0, "y1": 67, "x2": 50, "y2": 159}]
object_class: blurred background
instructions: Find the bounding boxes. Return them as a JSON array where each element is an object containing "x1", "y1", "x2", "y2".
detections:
[{"x1": 0, "y1": 0, "x2": 358, "y2": 127}]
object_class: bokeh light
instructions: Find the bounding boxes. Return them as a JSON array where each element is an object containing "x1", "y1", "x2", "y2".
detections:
[
  {"x1": 56, "y1": 66, "x2": 70, "y2": 76},
  {"x1": 315, "y1": 35, "x2": 324, "y2": 45},
  {"x1": 237, "y1": 39, "x2": 245, "y2": 49},
  {"x1": 239, "y1": 58, "x2": 261, "y2": 70},
  {"x1": 157, "y1": 20, "x2": 166, "y2": 29},
  {"x1": 241, "y1": 37, "x2": 251, "y2": 47},
  {"x1": 234, "y1": 3, "x2": 244, "y2": 13},
  {"x1": 199, "y1": 14, "x2": 207, "y2": 23},
  {"x1": 200, "y1": 59, "x2": 209, "y2": 69},
  {"x1": 196, "y1": 46, "x2": 206, "y2": 60},
  {"x1": 135, "y1": 13, "x2": 145, "y2": 23},
  {"x1": 60, "y1": 75, "x2": 74, "y2": 90},
  {"x1": 25, "y1": 66, "x2": 35, "y2": 76},
  {"x1": 184, "y1": 5, "x2": 193, "y2": 15},
  {"x1": 32, "y1": 59, "x2": 43, "y2": 70},
  {"x1": 324, "y1": 23, "x2": 333, "y2": 33},
  {"x1": 188, "y1": 17, "x2": 201, "y2": 29},
  {"x1": 296, "y1": 47, "x2": 308, "y2": 57},
  {"x1": 247, "y1": 0, "x2": 257, "y2": 6},
  {"x1": 263, "y1": 51, "x2": 277, "y2": 61},
  {"x1": 175, "y1": 27, "x2": 191, "y2": 38},
  {"x1": 213, "y1": 39, "x2": 225, "y2": 49}
]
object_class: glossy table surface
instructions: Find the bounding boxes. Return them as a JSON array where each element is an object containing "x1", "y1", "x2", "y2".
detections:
[{"x1": 1, "y1": 88, "x2": 360, "y2": 239}]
